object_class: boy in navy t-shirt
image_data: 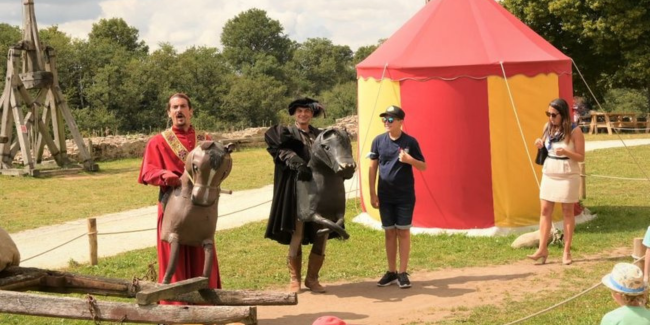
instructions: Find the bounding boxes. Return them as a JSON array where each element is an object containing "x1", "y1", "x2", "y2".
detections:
[{"x1": 368, "y1": 105, "x2": 426, "y2": 289}]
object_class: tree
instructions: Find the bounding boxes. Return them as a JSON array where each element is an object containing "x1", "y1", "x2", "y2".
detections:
[
  {"x1": 118, "y1": 43, "x2": 179, "y2": 132},
  {"x1": 288, "y1": 38, "x2": 355, "y2": 95},
  {"x1": 221, "y1": 75, "x2": 287, "y2": 128},
  {"x1": 602, "y1": 88, "x2": 649, "y2": 113},
  {"x1": 221, "y1": 8, "x2": 295, "y2": 73},
  {"x1": 39, "y1": 26, "x2": 76, "y2": 103},
  {"x1": 172, "y1": 46, "x2": 233, "y2": 123},
  {"x1": 0, "y1": 23, "x2": 21, "y2": 90},
  {"x1": 502, "y1": 0, "x2": 650, "y2": 106},
  {"x1": 320, "y1": 81, "x2": 357, "y2": 121},
  {"x1": 88, "y1": 18, "x2": 148, "y2": 55},
  {"x1": 353, "y1": 44, "x2": 379, "y2": 65}
]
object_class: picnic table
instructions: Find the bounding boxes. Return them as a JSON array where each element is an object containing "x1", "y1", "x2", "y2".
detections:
[{"x1": 578, "y1": 111, "x2": 648, "y2": 135}]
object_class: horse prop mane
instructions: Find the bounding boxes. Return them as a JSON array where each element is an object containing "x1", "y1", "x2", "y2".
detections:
[
  {"x1": 160, "y1": 141, "x2": 234, "y2": 284},
  {"x1": 296, "y1": 127, "x2": 357, "y2": 239}
]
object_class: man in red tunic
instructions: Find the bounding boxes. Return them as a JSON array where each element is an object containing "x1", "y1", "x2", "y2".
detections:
[{"x1": 138, "y1": 93, "x2": 220, "y2": 305}]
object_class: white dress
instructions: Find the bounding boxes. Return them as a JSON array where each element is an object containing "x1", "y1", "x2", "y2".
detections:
[{"x1": 539, "y1": 132, "x2": 580, "y2": 203}]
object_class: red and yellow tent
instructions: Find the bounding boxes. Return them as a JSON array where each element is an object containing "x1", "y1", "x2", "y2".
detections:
[{"x1": 356, "y1": 0, "x2": 573, "y2": 232}]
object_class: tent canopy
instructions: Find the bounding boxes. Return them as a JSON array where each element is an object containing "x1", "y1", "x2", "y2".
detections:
[{"x1": 357, "y1": 0, "x2": 571, "y2": 80}]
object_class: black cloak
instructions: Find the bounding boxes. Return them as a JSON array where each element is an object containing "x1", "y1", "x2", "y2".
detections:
[{"x1": 264, "y1": 124, "x2": 340, "y2": 245}]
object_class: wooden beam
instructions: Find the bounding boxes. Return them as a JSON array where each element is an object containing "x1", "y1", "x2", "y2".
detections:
[
  {"x1": 188, "y1": 288, "x2": 298, "y2": 306},
  {"x1": 0, "y1": 272, "x2": 44, "y2": 291},
  {"x1": 9, "y1": 87, "x2": 34, "y2": 170},
  {"x1": 0, "y1": 290, "x2": 258, "y2": 325},
  {"x1": 1, "y1": 267, "x2": 297, "y2": 306},
  {"x1": 47, "y1": 48, "x2": 95, "y2": 171},
  {"x1": 0, "y1": 54, "x2": 16, "y2": 167},
  {"x1": 136, "y1": 277, "x2": 209, "y2": 305}
]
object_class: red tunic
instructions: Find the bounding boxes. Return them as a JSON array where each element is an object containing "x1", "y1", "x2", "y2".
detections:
[{"x1": 138, "y1": 126, "x2": 221, "y2": 305}]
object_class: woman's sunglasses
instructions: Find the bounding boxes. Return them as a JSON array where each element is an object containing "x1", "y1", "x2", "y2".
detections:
[
  {"x1": 545, "y1": 112, "x2": 559, "y2": 118},
  {"x1": 381, "y1": 117, "x2": 395, "y2": 124}
]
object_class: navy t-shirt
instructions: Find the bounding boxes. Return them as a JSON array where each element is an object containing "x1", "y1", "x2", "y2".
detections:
[{"x1": 369, "y1": 132, "x2": 425, "y2": 203}]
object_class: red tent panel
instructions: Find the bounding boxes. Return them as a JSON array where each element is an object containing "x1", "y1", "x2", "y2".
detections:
[{"x1": 400, "y1": 78, "x2": 495, "y2": 229}]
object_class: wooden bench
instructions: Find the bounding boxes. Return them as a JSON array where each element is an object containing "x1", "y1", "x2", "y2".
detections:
[
  {"x1": 583, "y1": 112, "x2": 648, "y2": 134},
  {"x1": 609, "y1": 113, "x2": 648, "y2": 133}
]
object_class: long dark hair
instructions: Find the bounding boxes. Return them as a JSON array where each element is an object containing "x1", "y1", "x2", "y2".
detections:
[{"x1": 548, "y1": 98, "x2": 572, "y2": 143}]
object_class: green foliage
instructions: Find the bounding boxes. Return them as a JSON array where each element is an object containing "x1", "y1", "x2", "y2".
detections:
[
  {"x1": 221, "y1": 8, "x2": 295, "y2": 72},
  {"x1": 173, "y1": 46, "x2": 232, "y2": 121},
  {"x1": 288, "y1": 38, "x2": 355, "y2": 95},
  {"x1": 38, "y1": 26, "x2": 76, "y2": 98},
  {"x1": 320, "y1": 81, "x2": 358, "y2": 120},
  {"x1": 88, "y1": 18, "x2": 149, "y2": 54},
  {"x1": 502, "y1": 0, "x2": 650, "y2": 105},
  {"x1": 353, "y1": 43, "x2": 380, "y2": 65},
  {"x1": 0, "y1": 23, "x2": 21, "y2": 90},
  {"x1": 601, "y1": 88, "x2": 650, "y2": 113},
  {"x1": 71, "y1": 106, "x2": 120, "y2": 136},
  {"x1": 0, "y1": 8, "x2": 385, "y2": 132},
  {"x1": 222, "y1": 74, "x2": 287, "y2": 128}
]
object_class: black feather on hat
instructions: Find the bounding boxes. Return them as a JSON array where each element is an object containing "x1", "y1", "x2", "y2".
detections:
[{"x1": 288, "y1": 97, "x2": 324, "y2": 117}]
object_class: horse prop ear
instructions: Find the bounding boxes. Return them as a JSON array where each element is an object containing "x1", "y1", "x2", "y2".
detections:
[
  {"x1": 224, "y1": 142, "x2": 236, "y2": 153},
  {"x1": 200, "y1": 141, "x2": 216, "y2": 150}
]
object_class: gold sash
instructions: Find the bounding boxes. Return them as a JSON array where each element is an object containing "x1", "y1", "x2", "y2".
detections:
[{"x1": 161, "y1": 128, "x2": 207, "y2": 162}]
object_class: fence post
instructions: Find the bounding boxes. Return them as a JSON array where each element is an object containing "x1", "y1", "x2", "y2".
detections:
[
  {"x1": 579, "y1": 162, "x2": 586, "y2": 199},
  {"x1": 87, "y1": 218, "x2": 98, "y2": 266},
  {"x1": 632, "y1": 237, "x2": 646, "y2": 269}
]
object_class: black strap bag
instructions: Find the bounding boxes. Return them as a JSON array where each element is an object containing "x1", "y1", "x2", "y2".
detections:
[
  {"x1": 535, "y1": 127, "x2": 548, "y2": 166},
  {"x1": 535, "y1": 146, "x2": 548, "y2": 165}
]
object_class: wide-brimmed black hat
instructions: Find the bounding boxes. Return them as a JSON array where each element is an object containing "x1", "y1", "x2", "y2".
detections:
[
  {"x1": 288, "y1": 97, "x2": 324, "y2": 117},
  {"x1": 379, "y1": 105, "x2": 405, "y2": 119}
]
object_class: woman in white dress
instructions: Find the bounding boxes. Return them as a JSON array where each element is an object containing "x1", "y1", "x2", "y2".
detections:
[{"x1": 528, "y1": 98, "x2": 585, "y2": 265}]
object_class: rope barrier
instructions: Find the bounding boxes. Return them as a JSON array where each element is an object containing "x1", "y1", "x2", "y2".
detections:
[
  {"x1": 588, "y1": 174, "x2": 650, "y2": 181},
  {"x1": 504, "y1": 255, "x2": 646, "y2": 325},
  {"x1": 97, "y1": 228, "x2": 156, "y2": 236},
  {"x1": 20, "y1": 232, "x2": 87, "y2": 263},
  {"x1": 572, "y1": 58, "x2": 650, "y2": 186},
  {"x1": 503, "y1": 282, "x2": 602, "y2": 325},
  {"x1": 17, "y1": 188, "x2": 362, "y2": 262}
]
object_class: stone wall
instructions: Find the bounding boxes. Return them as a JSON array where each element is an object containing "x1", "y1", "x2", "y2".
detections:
[{"x1": 37, "y1": 115, "x2": 359, "y2": 162}]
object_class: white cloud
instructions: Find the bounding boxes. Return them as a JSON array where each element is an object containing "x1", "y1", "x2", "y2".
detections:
[{"x1": 0, "y1": 0, "x2": 424, "y2": 52}]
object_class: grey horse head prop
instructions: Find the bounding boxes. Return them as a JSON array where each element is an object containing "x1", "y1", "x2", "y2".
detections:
[
  {"x1": 160, "y1": 141, "x2": 234, "y2": 284},
  {"x1": 296, "y1": 127, "x2": 357, "y2": 239}
]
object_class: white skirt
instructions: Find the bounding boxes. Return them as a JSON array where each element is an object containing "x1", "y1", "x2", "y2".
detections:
[{"x1": 539, "y1": 158, "x2": 580, "y2": 203}]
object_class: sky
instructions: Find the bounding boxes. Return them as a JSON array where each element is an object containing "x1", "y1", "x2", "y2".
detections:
[{"x1": 0, "y1": 0, "x2": 426, "y2": 52}]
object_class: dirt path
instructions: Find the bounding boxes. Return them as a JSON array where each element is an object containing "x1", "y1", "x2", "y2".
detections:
[{"x1": 255, "y1": 248, "x2": 628, "y2": 325}]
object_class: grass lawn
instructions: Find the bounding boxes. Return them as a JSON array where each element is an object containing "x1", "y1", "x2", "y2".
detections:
[
  {"x1": 0, "y1": 147, "x2": 275, "y2": 233},
  {"x1": 1, "y1": 137, "x2": 649, "y2": 324}
]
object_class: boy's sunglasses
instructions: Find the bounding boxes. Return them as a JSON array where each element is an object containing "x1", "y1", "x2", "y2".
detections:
[
  {"x1": 545, "y1": 112, "x2": 559, "y2": 118},
  {"x1": 381, "y1": 117, "x2": 395, "y2": 124}
]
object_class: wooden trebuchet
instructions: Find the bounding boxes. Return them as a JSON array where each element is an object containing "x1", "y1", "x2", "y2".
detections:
[
  {"x1": 0, "y1": 290, "x2": 257, "y2": 325},
  {"x1": 0, "y1": 0, "x2": 97, "y2": 176}
]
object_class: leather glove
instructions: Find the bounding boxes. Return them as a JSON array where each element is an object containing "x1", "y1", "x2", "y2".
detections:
[
  {"x1": 296, "y1": 165, "x2": 312, "y2": 182},
  {"x1": 287, "y1": 155, "x2": 306, "y2": 170},
  {"x1": 161, "y1": 171, "x2": 181, "y2": 187}
]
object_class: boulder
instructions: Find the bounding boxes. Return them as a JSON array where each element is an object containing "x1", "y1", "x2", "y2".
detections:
[
  {"x1": 0, "y1": 227, "x2": 20, "y2": 271},
  {"x1": 511, "y1": 227, "x2": 563, "y2": 249},
  {"x1": 511, "y1": 231, "x2": 542, "y2": 249}
]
